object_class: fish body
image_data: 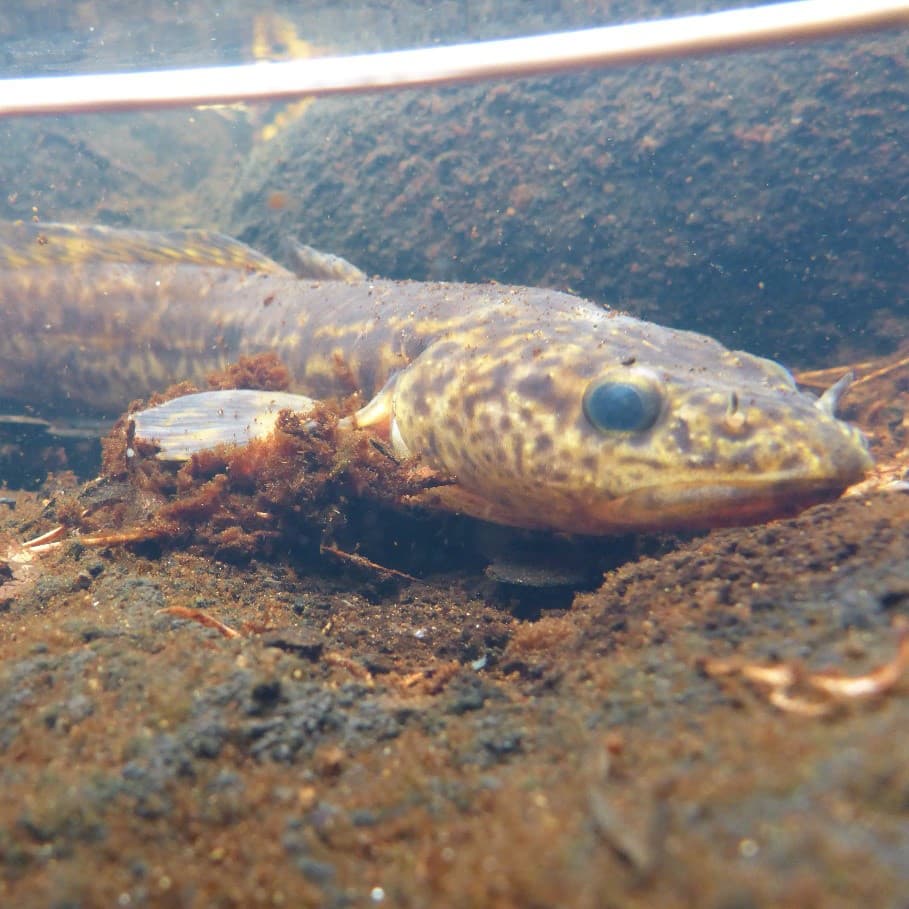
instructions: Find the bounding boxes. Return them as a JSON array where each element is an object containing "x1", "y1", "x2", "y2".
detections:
[{"x1": 0, "y1": 221, "x2": 870, "y2": 534}]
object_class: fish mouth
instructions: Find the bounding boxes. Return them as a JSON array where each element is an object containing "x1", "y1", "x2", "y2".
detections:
[
  {"x1": 603, "y1": 480, "x2": 842, "y2": 531},
  {"x1": 591, "y1": 465, "x2": 871, "y2": 533},
  {"x1": 588, "y1": 421, "x2": 874, "y2": 533}
]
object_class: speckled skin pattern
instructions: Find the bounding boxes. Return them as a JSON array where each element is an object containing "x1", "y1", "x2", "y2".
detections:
[{"x1": 0, "y1": 222, "x2": 870, "y2": 533}]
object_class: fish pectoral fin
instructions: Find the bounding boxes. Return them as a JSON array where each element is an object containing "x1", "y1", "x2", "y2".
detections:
[
  {"x1": 351, "y1": 380, "x2": 415, "y2": 459},
  {"x1": 130, "y1": 390, "x2": 316, "y2": 461},
  {"x1": 282, "y1": 237, "x2": 367, "y2": 283}
]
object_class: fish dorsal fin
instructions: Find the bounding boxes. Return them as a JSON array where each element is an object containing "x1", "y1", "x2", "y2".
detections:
[
  {"x1": 282, "y1": 237, "x2": 367, "y2": 282},
  {"x1": 0, "y1": 221, "x2": 290, "y2": 275}
]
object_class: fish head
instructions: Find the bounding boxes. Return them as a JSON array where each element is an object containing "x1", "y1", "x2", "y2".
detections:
[{"x1": 378, "y1": 302, "x2": 871, "y2": 534}]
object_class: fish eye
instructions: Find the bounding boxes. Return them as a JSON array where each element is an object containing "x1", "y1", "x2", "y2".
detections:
[{"x1": 583, "y1": 374, "x2": 663, "y2": 433}]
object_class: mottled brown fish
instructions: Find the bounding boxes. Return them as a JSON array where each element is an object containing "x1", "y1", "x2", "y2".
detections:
[{"x1": 0, "y1": 221, "x2": 870, "y2": 534}]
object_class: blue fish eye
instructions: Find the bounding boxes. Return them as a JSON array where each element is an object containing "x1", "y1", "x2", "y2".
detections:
[{"x1": 583, "y1": 378, "x2": 662, "y2": 433}]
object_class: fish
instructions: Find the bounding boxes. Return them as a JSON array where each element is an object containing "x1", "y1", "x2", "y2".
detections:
[{"x1": 0, "y1": 221, "x2": 871, "y2": 535}]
